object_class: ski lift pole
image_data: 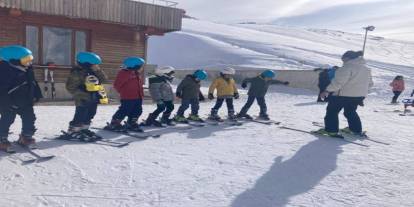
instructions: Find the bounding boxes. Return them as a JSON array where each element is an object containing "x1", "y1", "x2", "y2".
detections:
[{"x1": 362, "y1": 25, "x2": 375, "y2": 56}]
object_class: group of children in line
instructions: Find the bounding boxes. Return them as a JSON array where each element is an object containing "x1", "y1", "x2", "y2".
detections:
[{"x1": 0, "y1": 45, "x2": 289, "y2": 151}]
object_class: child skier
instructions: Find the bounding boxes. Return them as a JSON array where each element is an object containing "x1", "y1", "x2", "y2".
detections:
[
  {"x1": 174, "y1": 69, "x2": 208, "y2": 123},
  {"x1": 0, "y1": 45, "x2": 42, "y2": 151},
  {"x1": 237, "y1": 70, "x2": 289, "y2": 120},
  {"x1": 389, "y1": 75, "x2": 405, "y2": 103},
  {"x1": 143, "y1": 66, "x2": 176, "y2": 127},
  {"x1": 66, "y1": 52, "x2": 108, "y2": 140},
  {"x1": 208, "y1": 67, "x2": 239, "y2": 121},
  {"x1": 104, "y1": 57, "x2": 145, "y2": 132}
]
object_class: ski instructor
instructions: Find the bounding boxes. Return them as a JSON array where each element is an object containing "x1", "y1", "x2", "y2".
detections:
[{"x1": 317, "y1": 50, "x2": 373, "y2": 137}]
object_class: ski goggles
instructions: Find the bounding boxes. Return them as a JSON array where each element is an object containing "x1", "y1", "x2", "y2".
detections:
[{"x1": 20, "y1": 55, "x2": 34, "y2": 66}]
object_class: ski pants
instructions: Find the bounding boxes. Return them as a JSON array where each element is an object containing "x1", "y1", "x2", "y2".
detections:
[
  {"x1": 70, "y1": 101, "x2": 98, "y2": 127},
  {"x1": 176, "y1": 99, "x2": 199, "y2": 116},
  {"x1": 212, "y1": 98, "x2": 234, "y2": 115},
  {"x1": 152, "y1": 100, "x2": 174, "y2": 119},
  {"x1": 239, "y1": 96, "x2": 267, "y2": 116},
  {"x1": 112, "y1": 99, "x2": 143, "y2": 124},
  {"x1": 392, "y1": 91, "x2": 402, "y2": 103},
  {"x1": 324, "y1": 96, "x2": 364, "y2": 133},
  {"x1": 0, "y1": 105, "x2": 36, "y2": 137}
]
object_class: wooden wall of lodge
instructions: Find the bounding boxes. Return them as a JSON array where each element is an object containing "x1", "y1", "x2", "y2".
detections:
[
  {"x1": 0, "y1": 0, "x2": 183, "y2": 31},
  {"x1": 0, "y1": 8, "x2": 147, "y2": 82}
]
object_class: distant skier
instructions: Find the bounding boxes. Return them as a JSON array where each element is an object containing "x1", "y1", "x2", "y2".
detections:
[
  {"x1": 208, "y1": 67, "x2": 239, "y2": 121},
  {"x1": 0, "y1": 45, "x2": 42, "y2": 151},
  {"x1": 174, "y1": 69, "x2": 208, "y2": 123},
  {"x1": 317, "y1": 50, "x2": 373, "y2": 137},
  {"x1": 237, "y1": 70, "x2": 289, "y2": 120},
  {"x1": 389, "y1": 75, "x2": 405, "y2": 104},
  {"x1": 143, "y1": 66, "x2": 176, "y2": 127},
  {"x1": 66, "y1": 52, "x2": 108, "y2": 140},
  {"x1": 104, "y1": 57, "x2": 145, "y2": 132},
  {"x1": 316, "y1": 66, "x2": 338, "y2": 102}
]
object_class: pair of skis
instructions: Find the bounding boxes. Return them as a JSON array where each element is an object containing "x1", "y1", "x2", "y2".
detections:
[
  {"x1": 2, "y1": 142, "x2": 55, "y2": 165},
  {"x1": 280, "y1": 122, "x2": 390, "y2": 147},
  {"x1": 44, "y1": 131, "x2": 131, "y2": 148}
]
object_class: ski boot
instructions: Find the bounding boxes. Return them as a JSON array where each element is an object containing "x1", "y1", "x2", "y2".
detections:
[
  {"x1": 126, "y1": 122, "x2": 144, "y2": 133},
  {"x1": 174, "y1": 115, "x2": 189, "y2": 123},
  {"x1": 142, "y1": 113, "x2": 164, "y2": 127},
  {"x1": 17, "y1": 134, "x2": 36, "y2": 146},
  {"x1": 236, "y1": 113, "x2": 253, "y2": 120},
  {"x1": 208, "y1": 110, "x2": 223, "y2": 122},
  {"x1": 228, "y1": 112, "x2": 237, "y2": 121},
  {"x1": 0, "y1": 137, "x2": 12, "y2": 152},
  {"x1": 312, "y1": 128, "x2": 344, "y2": 138},
  {"x1": 340, "y1": 127, "x2": 367, "y2": 138},
  {"x1": 80, "y1": 124, "x2": 102, "y2": 141},
  {"x1": 104, "y1": 120, "x2": 127, "y2": 133},
  {"x1": 187, "y1": 114, "x2": 204, "y2": 123},
  {"x1": 161, "y1": 115, "x2": 176, "y2": 126},
  {"x1": 257, "y1": 114, "x2": 270, "y2": 121},
  {"x1": 66, "y1": 125, "x2": 90, "y2": 141}
]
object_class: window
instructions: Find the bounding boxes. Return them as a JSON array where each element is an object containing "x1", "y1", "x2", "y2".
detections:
[
  {"x1": 25, "y1": 26, "x2": 39, "y2": 64},
  {"x1": 25, "y1": 25, "x2": 88, "y2": 66},
  {"x1": 43, "y1": 27, "x2": 72, "y2": 65},
  {"x1": 75, "y1": 31, "x2": 87, "y2": 56}
]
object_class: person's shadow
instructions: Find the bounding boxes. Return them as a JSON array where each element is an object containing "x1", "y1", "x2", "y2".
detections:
[{"x1": 231, "y1": 137, "x2": 345, "y2": 207}]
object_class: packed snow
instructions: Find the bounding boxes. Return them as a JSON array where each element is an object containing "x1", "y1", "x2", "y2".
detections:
[
  {"x1": 1, "y1": 86, "x2": 414, "y2": 206},
  {"x1": 2, "y1": 19, "x2": 414, "y2": 206}
]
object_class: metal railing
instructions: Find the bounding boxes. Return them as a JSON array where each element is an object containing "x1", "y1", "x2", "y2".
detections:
[{"x1": 135, "y1": 0, "x2": 178, "y2": 8}]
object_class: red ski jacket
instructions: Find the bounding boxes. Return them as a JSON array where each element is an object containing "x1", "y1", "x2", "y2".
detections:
[{"x1": 113, "y1": 69, "x2": 144, "y2": 100}]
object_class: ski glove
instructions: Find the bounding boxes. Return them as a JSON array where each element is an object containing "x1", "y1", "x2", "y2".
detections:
[
  {"x1": 241, "y1": 82, "x2": 248, "y2": 89},
  {"x1": 199, "y1": 92, "x2": 205, "y2": 101},
  {"x1": 157, "y1": 100, "x2": 165, "y2": 106},
  {"x1": 208, "y1": 93, "x2": 215, "y2": 100},
  {"x1": 234, "y1": 93, "x2": 240, "y2": 99},
  {"x1": 319, "y1": 91, "x2": 330, "y2": 100},
  {"x1": 176, "y1": 91, "x2": 182, "y2": 98}
]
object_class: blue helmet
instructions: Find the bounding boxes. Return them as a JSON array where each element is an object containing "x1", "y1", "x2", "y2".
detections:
[
  {"x1": 193, "y1": 69, "x2": 208, "y2": 80},
  {"x1": 0, "y1": 45, "x2": 33, "y2": 64},
  {"x1": 123, "y1": 57, "x2": 145, "y2": 69},
  {"x1": 261, "y1": 70, "x2": 276, "y2": 78},
  {"x1": 76, "y1": 52, "x2": 102, "y2": 65}
]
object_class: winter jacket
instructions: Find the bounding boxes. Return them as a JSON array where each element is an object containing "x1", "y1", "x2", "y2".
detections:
[
  {"x1": 149, "y1": 75, "x2": 174, "y2": 102},
  {"x1": 326, "y1": 57, "x2": 373, "y2": 97},
  {"x1": 66, "y1": 66, "x2": 107, "y2": 106},
  {"x1": 113, "y1": 69, "x2": 144, "y2": 100},
  {"x1": 208, "y1": 77, "x2": 238, "y2": 98},
  {"x1": 389, "y1": 79, "x2": 405, "y2": 92},
  {"x1": 242, "y1": 76, "x2": 284, "y2": 97},
  {"x1": 176, "y1": 75, "x2": 201, "y2": 100},
  {"x1": 0, "y1": 62, "x2": 42, "y2": 111}
]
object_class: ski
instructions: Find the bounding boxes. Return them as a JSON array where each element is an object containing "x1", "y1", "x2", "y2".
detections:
[
  {"x1": 279, "y1": 126, "x2": 369, "y2": 147},
  {"x1": 12, "y1": 142, "x2": 55, "y2": 164},
  {"x1": 311, "y1": 122, "x2": 390, "y2": 145},
  {"x1": 91, "y1": 127, "x2": 160, "y2": 139},
  {"x1": 241, "y1": 119, "x2": 281, "y2": 125},
  {"x1": 45, "y1": 131, "x2": 130, "y2": 148},
  {"x1": 225, "y1": 119, "x2": 243, "y2": 126}
]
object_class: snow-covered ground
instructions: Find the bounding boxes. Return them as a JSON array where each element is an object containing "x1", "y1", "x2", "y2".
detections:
[{"x1": 1, "y1": 86, "x2": 414, "y2": 206}]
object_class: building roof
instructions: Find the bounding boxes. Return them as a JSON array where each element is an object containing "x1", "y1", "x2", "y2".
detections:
[{"x1": 0, "y1": 0, "x2": 183, "y2": 31}]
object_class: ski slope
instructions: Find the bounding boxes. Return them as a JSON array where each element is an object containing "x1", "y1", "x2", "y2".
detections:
[
  {"x1": 1, "y1": 86, "x2": 414, "y2": 206},
  {"x1": 149, "y1": 19, "x2": 414, "y2": 96}
]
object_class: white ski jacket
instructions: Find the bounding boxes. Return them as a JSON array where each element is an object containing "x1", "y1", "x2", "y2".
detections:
[{"x1": 326, "y1": 57, "x2": 373, "y2": 97}]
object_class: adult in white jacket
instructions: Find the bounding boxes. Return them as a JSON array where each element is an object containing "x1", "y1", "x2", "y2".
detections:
[{"x1": 319, "y1": 50, "x2": 373, "y2": 136}]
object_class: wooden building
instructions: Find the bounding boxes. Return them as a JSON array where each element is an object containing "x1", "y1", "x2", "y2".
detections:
[{"x1": 0, "y1": 0, "x2": 184, "y2": 99}]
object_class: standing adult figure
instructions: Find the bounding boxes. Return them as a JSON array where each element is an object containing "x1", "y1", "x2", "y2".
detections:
[{"x1": 318, "y1": 51, "x2": 373, "y2": 137}]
